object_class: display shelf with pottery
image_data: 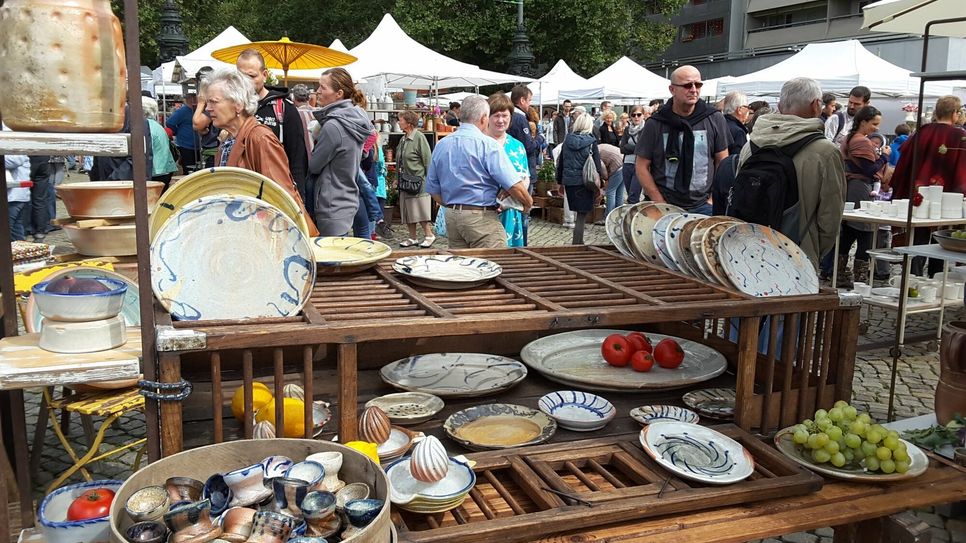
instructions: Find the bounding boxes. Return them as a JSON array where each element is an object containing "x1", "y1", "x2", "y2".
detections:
[
  {"x1": 392, "y1": 255, "x2": 502, "y2": 289},
  {"x1": 311, "y1": 236, "x2": 392, "y2": 275},
  {"x1": 364, "y1": 392, "x2": 444, "y2": 425},
  {"x1": 537, "y1": 390, "x2": 616, "y2": 431},
  {"x1": 639, "y1": 422, "x2": 755, "y2": 485},
  {"x1": 380, "y1": 353, "x2": 527, "y2": 398},
  {"x1": 773, "y1": 427, "x2": 928, "y2": 481},
  {"x1": 520, "y1": 329, "x2": 727, "y2": 392},
  {"x1": 443, "y1": 404, "x2": 556, "y2": 451}
]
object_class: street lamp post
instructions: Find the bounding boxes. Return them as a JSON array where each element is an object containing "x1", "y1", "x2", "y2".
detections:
[{"x1": 504, "y1": 0, "x2": 535, "y2": 77}]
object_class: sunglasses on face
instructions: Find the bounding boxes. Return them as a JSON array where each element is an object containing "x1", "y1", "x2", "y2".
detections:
[
  {"x1": 632, "y1": 113, "x2": 644, "y2": 117},
  {"x1": 671, "y1": 81, "x2": 704, "y2": 90}
]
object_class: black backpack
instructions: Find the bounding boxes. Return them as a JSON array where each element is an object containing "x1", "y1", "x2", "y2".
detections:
[{"x1": 725, "y1": 133, "x2": 824, "y2": 240}]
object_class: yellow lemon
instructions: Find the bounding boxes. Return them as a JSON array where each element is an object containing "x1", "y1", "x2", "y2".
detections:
[
  {"x1": 231, "y1": 382, "x2": 273, "y2": 422},
  {"x1": 256, "y1": 397, "x2": 307, "y2": 438}
]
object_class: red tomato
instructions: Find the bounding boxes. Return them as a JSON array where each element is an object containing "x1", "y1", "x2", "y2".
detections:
[
  {"x1": 66, "y1": 488, "x2": 115, "y2": 521},
  {"x1": 653, "y1": 338, "x2": 685, "y2": 369},
  {"x1": 627, "y1": 332, "x2": 650, "y2": 344},
  {"x1": 625, "y1": 333, "x2": 652, "y2": 354},
  {"x1": 601, "y1": 334, "x2": 632, "y2": 367},
  {"x1": 630, "y1": 351, "x2": 654, "y2": 372}
]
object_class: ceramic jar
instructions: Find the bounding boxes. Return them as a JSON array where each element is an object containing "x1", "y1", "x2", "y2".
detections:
[
  {"x1": 162, "y1": 499, "x2": 222, "y2": 543},
  {"x1": 244, "y1": 511, "x2": 298, "y2": 543},
  {"x1": 938, "y1": 322, "x2": 966, "y2": 424},
  {"x1": 305, "y1": 451, "x2": 344, "y2": 492},
  {"x1": 359, "y1": 406, "x2": 391, "y2": 444},
  {"x1": 270, "y1": 476, "x2": 313, "y2": 519},
  {"x1": 410, "y1": 436, "x2": 449, "y2": 483},
  {"x1": 0, "y1": 0, "x2": 126, "y2": 132}
]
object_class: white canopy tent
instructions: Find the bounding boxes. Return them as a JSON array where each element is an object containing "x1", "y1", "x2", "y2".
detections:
[
  {"x1": 559, "y1": 57, "x2": 671, "y2": 102},
  {"x1": 862, "y1": 0, "x2": 966, "y2": 37},
  {"x1": 172, "y1": 26, "x2": 250, "y2": 83},
  {"x1": 528, "y1": 59, "x2": 589, "y2": 104},
  {"x1": 717, "y1": 40, "x2": 961, "y2": 98},
  {"x1": 279, "y1": 39, "x2": 355, "y2": 82}
]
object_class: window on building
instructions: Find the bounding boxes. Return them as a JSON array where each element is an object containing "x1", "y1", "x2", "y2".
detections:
[
  {"x1": 708, "y1": 18, "x2": 724, "y2": 36},
  {"x1": 751, "y1": 2, "x2": 826, "y2": 29},
  {"x1": 680, "y1": 18, "x2": 723, "y2": 42}
]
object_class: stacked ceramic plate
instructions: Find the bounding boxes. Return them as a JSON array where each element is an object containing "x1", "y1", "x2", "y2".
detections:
[
  {"x1": 312, "y1": 236, "x2": 391, "y2": 275},
  {"x1": 385, "y1": 455, "x2": 477, "y2": 513}
]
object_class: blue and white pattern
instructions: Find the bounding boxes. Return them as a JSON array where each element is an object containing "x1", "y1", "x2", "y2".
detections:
[
  {"x1": 38, "y1": 480, "x2": 124, "y2": 543},
  {"x1": 605, "y1": 204, "x2": 635, "y2": 258},
  {"x1": 652, "y1": 212, "x2": 683, "y2": 270},
  {"x1": 392, "y1": 255, "x2": 502, "y2": 289},
  {"x1": 621, "y1": 203, "x2": 685, "y2": 263},
  {"x1": 718, "y1": 223, "x2": 818, "y2": 297},
  {"x1": 311, "y1": 236, "x2": 391, "y2": 267},
  {"x1": 630, "y1": 405, "x2": 700, "y2": 426},
  {"x1": 380, "y1": 353, "x2": 527, "y2": 398},
  {"x1": 681, "y1": 388, "x2": 737, "y2": 420},
  {"x1": 150, "y1": 195, "x2": 315, "y2": 320},
  {"x1": 664, "y1": 213, "x2": 708, "y2": 274},
  {"x1": 640, "y1": 422, "x2": 754, "y2": 485},
  {"x1": 538, "y1": 390, "x2": 616, "y2": 431}
]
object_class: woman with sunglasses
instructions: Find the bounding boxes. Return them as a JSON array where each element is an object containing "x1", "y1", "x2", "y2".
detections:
[{"x1": 620, "y1": 106, "x2": 647, "y2": 205}]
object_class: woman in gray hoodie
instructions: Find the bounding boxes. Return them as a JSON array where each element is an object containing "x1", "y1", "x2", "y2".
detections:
[{"x1": 309, "y1": 68, "x2": 374, "y2": 236}]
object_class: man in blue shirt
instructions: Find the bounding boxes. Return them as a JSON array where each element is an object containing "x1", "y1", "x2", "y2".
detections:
[
  {"x1": 166, "y1": 93, "x2": 200, "y2": 174},
  {"x1": 426, "y1": 95, "x2": 533, "y2": 248}
]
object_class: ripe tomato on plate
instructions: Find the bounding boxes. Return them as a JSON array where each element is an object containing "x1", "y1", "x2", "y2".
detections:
[
  {"x1": 654, "y1": 338, "x2": 685, "y2": 369},
  {"x1": 601, "y1": 334, "x2": 632, "y2": 367},
  {"x1": 66, "y1": 488, "x2": 115, "y2": 521}
]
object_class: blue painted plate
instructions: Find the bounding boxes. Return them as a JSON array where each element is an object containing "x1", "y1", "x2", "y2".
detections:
[
  {"x1": 538, "y1": 390, "x2": 616, "y2": 431},
  {"x1": 630, "y1": 405, "x2": 700, "y2": 426},
  {"x1": 639, "y1": 421, "x2": 754, "y2": 485}
]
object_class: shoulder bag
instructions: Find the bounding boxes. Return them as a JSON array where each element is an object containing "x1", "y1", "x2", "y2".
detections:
[{"x1": 397, "y1": 137, "x2": 424, "y2": 196}]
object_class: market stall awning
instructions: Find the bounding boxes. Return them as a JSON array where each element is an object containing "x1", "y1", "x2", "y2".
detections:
[
  {"x1": 172, "y1": 26, "x2": 250, "y2": 83},
  {"x1": 560, "y1": 57, "x2": 671, "y2": 101},
  {"x1": 528, "y1": 59, "x2": 589, "y2": 104},
  {"x1": 862, "y1": 0, "x2": 966, "y2": 37}
]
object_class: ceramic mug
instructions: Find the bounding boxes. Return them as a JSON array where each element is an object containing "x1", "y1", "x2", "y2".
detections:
[
  {"x1": 853, "y1": 282, "x2": 872, "y2": 297},
  {"x1": 843, "y1": 202, "x2": 855, "y2": 212},
  {"x1": 920, "y1": 285, "x2": 938, "y2": 302},
  {"x1": 889, "y1": 276, "x2": 919, "y2": 289},
  {"x1": 945, "y1": 282, "x2": 965, "y2": 300}
]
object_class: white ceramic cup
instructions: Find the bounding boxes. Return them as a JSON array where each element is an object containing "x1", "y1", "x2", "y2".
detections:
[
  {"x1": 945, "y1": 282, "x2": 965, "y2": 300},
  {"x1": 889, "y1": 275, "x2": 919, "y2": 289},
  {"x1": 859, "y1": 200, "x2": 874, "y2": 211},
  {"x1": 895, "y1": 200, "x2": 910, "y2": 217},
  {"x1": 929, "y1": 201, "x2": 942, "y2": 219},
  {"x1": 853, "y1": 282, "x2": 872, "y2": 297},
  {"x1": 843, "y1": 202, "x2": 855, "y2": 212},
  {"x1": 919, "y1": 285, "x2": 938, "y2": 302},
  {"x1": 886, "y1": 203, "x2": 899, "y2": 217}
]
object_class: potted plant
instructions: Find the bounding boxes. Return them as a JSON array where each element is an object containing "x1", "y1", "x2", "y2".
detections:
[{"x1": 536, "y1": 160, "x2": 556, "y2": 196}]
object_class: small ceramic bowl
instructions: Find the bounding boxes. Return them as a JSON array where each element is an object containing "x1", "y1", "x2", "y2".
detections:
[
  {"x1": 162, "y1": 499, "x2": 222, "y2": 543},
  {"x1": 218, "y1": 506, "x2": 256, "y2": 543},
  {"x1": 301, "y1": 491, "x2": 337, "y2": 520},
  {"x1": 305, "y1": 452, "x2": 344, "y2": 492},
  {"x1": 202, "y1": 474, "x2": 233, "y2": 516},
  {"x1": 285, "y1": 460, "x2": 325, "y2": 487},
  {"x1": 344, "y1": 499, "x2": 384, "y2": 528},
  {"x1": 164, "y1": 477, "x2": 204, "y2": 504},
  {"x1": 125, "y1": 485, "x2": 169, "y2": 523},
  {"x1": 260, "y1": 455, "x2": 294, "y2": 479},
  {"x1": 288, "y1": 537, "x2": 330, "y2": 543},
  {"x1": 123, "y1": 520, "x2": 167, "y2": 543},
  {"x1": 629, "y1": 405, "x2": 701, "y2": 426},
  {"x1": 38, "y1": 480, "x2": 124, "y2": 543},
  {"x1": 537, "y1": 391, "x2": 616, "y2": 432},
  {"x1": 223, "y1": 462, "x2": 270, "y2": 507},
  {"x1": 62, "y1": 222, "x2": 137, "y2": 256},
  {"x1": 335, "y1": 483, "x2": 370, "y2": 511},
  {"x1": 31, "y1": 278, "x2": 127, "y2": 321}
]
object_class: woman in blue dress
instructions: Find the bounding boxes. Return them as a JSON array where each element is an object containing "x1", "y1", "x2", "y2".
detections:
[{"x1": 484, "y1": 93, "x2": 529, "y2": 247}]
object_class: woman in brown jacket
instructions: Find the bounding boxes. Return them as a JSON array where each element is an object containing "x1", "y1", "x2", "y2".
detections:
[{"x1": 205, "y1": 68, "x2": 319, "y2": 236}]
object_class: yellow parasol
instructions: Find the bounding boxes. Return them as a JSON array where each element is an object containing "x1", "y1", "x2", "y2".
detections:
[{"x1": 211, "y1": 36, "x2": 357, "y2": 85}]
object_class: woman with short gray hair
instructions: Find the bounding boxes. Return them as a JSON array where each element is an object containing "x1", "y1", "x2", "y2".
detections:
[
  {"x1": 142, "y1": 96, "x2": 178, "y2": 187},
  {"x1": 722, "y1": 91, "x2": 749, "y2": 155}
]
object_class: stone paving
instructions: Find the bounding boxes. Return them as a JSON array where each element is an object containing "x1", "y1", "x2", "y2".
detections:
[{"x1": 12, "y1": 172, "x2": 965, "y2": 541}]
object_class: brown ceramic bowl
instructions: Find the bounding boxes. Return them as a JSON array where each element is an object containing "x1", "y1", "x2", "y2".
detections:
[
  {"x1": 57, "y1": 181, "x2": 164, "y2": 219},
  {"x1": 62, "y1": 222, "x2": 137, "y2": 256}
]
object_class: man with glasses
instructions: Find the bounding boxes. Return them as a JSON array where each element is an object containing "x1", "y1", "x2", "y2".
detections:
[
  {"x1": 824, "y1": 86, "x2": 870, "y2": 146},
  {"x1": 635, "y1": 65, "x2": 728, "y2": 214}
]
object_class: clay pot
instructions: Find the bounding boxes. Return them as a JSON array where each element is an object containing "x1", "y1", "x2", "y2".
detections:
[
  {"x1": 219, "y1": 507, "x2": 257, "y2": 543},
  {"x1": 162, "y1": 499, "x2": 222, "y2": 543},
  {"x1": 937, "y1": 322, "x2": 966, "y2": 424},
  {"x1": 165, "y1": 477, "x2": 204, "y2": 504},
  {"x1": 244, "y1": 511, "x2": 298, "y2": 543},
  {"x1": 0, "y1": 0, "x2": 126, "y2": 132}
]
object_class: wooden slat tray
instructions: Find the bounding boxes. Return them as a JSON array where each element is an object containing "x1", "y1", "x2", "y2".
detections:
[{"x1": 391, "y1": 425, "x2": 822, "y2": 543}]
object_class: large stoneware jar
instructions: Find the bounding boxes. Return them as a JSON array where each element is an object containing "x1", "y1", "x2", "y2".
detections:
[
  {"x1": 937, "y1": 322, "x2": 966, "y2": 424},
  {"x1": 0, "y1": 0, "x2": 126, "y2": 132}
]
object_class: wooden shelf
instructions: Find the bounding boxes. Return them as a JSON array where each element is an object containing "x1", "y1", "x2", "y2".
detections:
[{"x1": 0, "y1": 132, "x2": 129, "y2": 156}]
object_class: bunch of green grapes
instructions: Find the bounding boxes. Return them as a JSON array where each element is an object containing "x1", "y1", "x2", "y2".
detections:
[{"x1": 788, "y1": 400, "x2": 911, "y2": 474}]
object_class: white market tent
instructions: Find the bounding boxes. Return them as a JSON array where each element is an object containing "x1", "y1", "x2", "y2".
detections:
[
  {"x1": 560, "y1": 57, "x2": 671, "y2": 102},
  {"x1": 281, "y1": 39, "x2": 355, "y2": 82},
  {"x1": 716, "y1": 40, "x2": 959, "y2": 98},
  {"x1": 862, "y1": 0, "x2": 966, "y2": 37},
  {"x1": 528, "y1": 59, "x2": 589, "y2": 104},
  {"x1": 172, "y1": 26, "x2": 251, "y2": 83}
]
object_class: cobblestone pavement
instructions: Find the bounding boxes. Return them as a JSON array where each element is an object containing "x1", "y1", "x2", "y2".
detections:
[{"x1": 15, "y1": 173, "x2": 964, "y2": 541}]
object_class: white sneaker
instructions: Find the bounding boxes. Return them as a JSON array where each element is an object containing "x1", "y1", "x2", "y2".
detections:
[{"x1": 562, "y1": 223, "x2": 575, "y2": 229}]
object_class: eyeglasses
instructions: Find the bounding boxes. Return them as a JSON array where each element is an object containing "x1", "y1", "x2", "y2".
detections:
[
  {"x1": 631, "y1": 113, "x2": 644, "y2": 117},
  {"x1": 671, "y1": 81, "x2": 704, "y2": 90}
]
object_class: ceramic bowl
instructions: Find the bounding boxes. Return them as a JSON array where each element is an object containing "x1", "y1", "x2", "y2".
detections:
[
  {"x1": 56, "y1": 180, "x2": 164, "y2": 219},
  {"x1": 444, "y1": 404, "x2": 557, "y2": 451},
  {"x1": 385, "y1": 456, "x2": 476, "y2": 506},
  {"x1": 218, "y1": 506, "x2": 256, "y2": 543},
  {"x1": 162, "y1": 500, "x2": 221, "y2": 542},
  {"x1": 334, "y1": 483, "x2": 370, "y2": 511},
  {"x1": 39, "y1": 479, "x2": 124, "y2": 543},
  {"x1": 223, "y1": 462, "x2": 270, "y2": 507},
  {"x1": 260, "y1": 455, "x2": 294, "y2": 479},
  {"x1": 289, "y1": 537, "x2": 330, "y2": 543},
  {"x1": 164, "y1": 477, "x2": 204, "y2": 504},
  {"x1": 63, "y1": 222, "x2": 137, "y2": 256},
  {"x1": 305, "y1": 451, "x2": 344, "y2": 492},
  {"x1": 537, "y1": 391, "x2": 617, "y2": 432},
  {"x1": 629, "y1": 405, "x2": 701, "y2": 426},
  {"x1": 31, "y1": 278, "x2": 127, "y2": 321},
  {"x1": 201, "y1": 474, "x2": 233, "y2": 516},
  {"x1": 39, "y1": 314, "x2": 127, "y2": 354},
  {"x1": 376, "y1": 426, "x2": 420, "y2": 462},
  {"x1": 364, "y1": 392, "x2": 445, "y2": 425},
  {"x1": 285, "y1": 460, "x2": 325, "y2": 487},
  {"x1": 124, "y1": 485, "x2": 169, "y2": 523},
  {"x1": 123, "y1": 520, "x2": 167, "y2": 543},
  {"x1": 247, "y1": 510, "x2": 299, "y2": 542},
  {"x1": 344, "y1": 499, "x2": 384, "y2": 528}
]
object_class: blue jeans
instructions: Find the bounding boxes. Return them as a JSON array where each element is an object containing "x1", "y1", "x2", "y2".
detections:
[
  {"x1": 8, "y1": 202, "x2": 26, "y2": 241},
  {"x1": 605, "y1": 168, "x2": 625, "y2": 217},
  {"x1": 355, "y1": 170, "x2": 382, "y2": 223},
  {"x1": 352, "y1": 200, "x2": 371, "y2": 239},
  {"x1": 622, "y1": 163, "x2": 641, "y2": 204},
  {"x1": 687, "y1": 202, "x2": 713, "y2": 215},
  {"x1": 48, "y1": 162, "x2": 65, "y2": 223}
]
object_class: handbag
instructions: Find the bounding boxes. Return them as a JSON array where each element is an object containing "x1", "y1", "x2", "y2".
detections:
[
  {"x1": 582, "y1": 150, "x2": 600, "y2": 195},
  {"x1": 397, "y1": 138, "x2": 424, "y2": 196}
]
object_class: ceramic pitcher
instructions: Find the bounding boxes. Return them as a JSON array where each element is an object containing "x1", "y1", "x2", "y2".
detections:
[
  {"x1": 938, "y1": 322, "x2": 966, "y2": 424},
  {"x1": 0, "y1": 0, "x2": 126, "y2": 132}
]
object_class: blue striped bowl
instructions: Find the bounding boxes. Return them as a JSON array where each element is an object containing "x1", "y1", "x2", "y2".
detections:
[
  {"x1": 39, "y1": 480, "x2": 124, "y2": 543},
  {"x1": 538, "y1": 391, "x2": 616, "y2": 431}
]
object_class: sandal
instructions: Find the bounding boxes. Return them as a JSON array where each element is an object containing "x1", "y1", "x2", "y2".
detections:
[
  {"x1": 418, "y1": 236, "x2": 436, "y2": 248},
  {"x1": 399, "y1": 239, "x2": 418, "y2": 248}
]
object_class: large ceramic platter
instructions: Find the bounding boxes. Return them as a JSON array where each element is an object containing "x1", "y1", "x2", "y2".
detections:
[
  {"x1": 24, "y1": 266, "x2": 140, "y2": 333},
  {"x1": 718, "y1": 223, "x2": 819, "y2": 297},
  {"x1": 620, "y1": 202, "x2": 651, "y2": 260},
  {"x1": 311, "y1": 236, "x2": 391, "y2": 275},
  {"x1": 150, "y1": 166, "x2": 310, "y2": 241},
  {"x1": 605, "y1": 205, "x2": 635, "y2": 258},
  {"x1": 364, "y1": 392, "x2": 445, "y2": 425},
  {"x1": 444, "y1": 403, "x2": 557, "y2": 451},
  {"x1": 150, "y1": 195, "x2": 316, "y2": 321},
  {"x1": 392, "y1": 255, "x2": 502, "y2": 289},
  {"x1": 665, "y1": 214, "x2": 708, "y2": 275},
  {"x1": 652, "y1": 212, "x2": 683, "y2": 270},
  {"x1": 689, "y1": 217, "x2": 742, "y2": 284},
  {"x1": 774, "y1": 427, "x2": 928, "y2": 481},
  {"x1": 379, "y1": 353, "x2": 527, "y2": 398},
  {"x1": 625, "y1": 203, "x2": 685, "y2": 264},
  {"x1": 640, "y1": 422, "x2": 754, "y2": 485},
  {"x1": 520, "y1": 329, "x2": 727, "y2": 392},
  {"x1": 699, "y1": 223, "x2": 740, "y2": 289},
  {"x1": 682, "y1": 388, "x2": 736, "y2": 420},
  {"x1": 677, "y1": 216, "x2": 709, "y2": 279}
]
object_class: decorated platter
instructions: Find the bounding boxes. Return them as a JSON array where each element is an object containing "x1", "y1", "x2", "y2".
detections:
[
  {"x1": 652, "y1": 212, "x2": 684, "y2": 270},
  {"x1": 444, "y1": 403, "x2": 557, "y2": 451},
  {"x1": 620, "y1": 202, "x2": 652, "y2": 260},
  {"x1": 677, "y1": 216, "x2": 708, "y2": 279},
  {"x1": 665, "y1": 214, "x2": 708, "y2": 275},
  {"x1": 537, "y1": 391, "x2": 616, "y2": 432},
  {"x1": 311, "y1": 236, "x2": 391, "y2": 274},
  {"x1": 718, "y1": 223, "x2": 819, "y2": 297},
  {"x1": 630, "y1": 405, "x2": 700, "y2": 426},
  {"x1": 681, "y1": 388, "x2": 736, "y2": 420},
  {"x1": 624, "y1": 203, "x2": 685, "y2": 264},
  {"x1": 640, "y1": 422, "x2": 754, "y2": 485},
  {"x1": 380, "y1": 353, "x2": 527, "y2": 398},
  {"x1": 150, "y1": 195, "x2": 316, "y2": 321},
  {"x1": 24, "y1": 266, "x2": 140, "y2": 333},
  {"x1": 774, "y1": 427, "x2": 928, "y2": 481},
  {"x1": 392, "y1": 255, "x2": 502, "y2": 289},
  {"x1": 519, "y1": 329, "x2": 727, "y2": 392},
  {"x1": 699, "y1": 222, "x2": 740, "y2": 288},
  {"x1": 605, "y1": 205, "x2": 635, "y2": 258},
  {"x1": 364, "y1": 392, "x2": 445, "y2": 425},
  {"x1": 689, "y1": 217, "x2": 742, "y2": 284}
]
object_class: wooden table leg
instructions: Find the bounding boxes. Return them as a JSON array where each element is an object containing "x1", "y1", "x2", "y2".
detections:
[
  {"x1": 734, "y1": 316, "x2": 761, "y2": 432},
  {"x1": 338, "y1": 344, "x2": 358, "y2": 442},
  {"x1": 8, "y1": 390, "x2": 33, "y2": 528},
  {"x1": 159, "y1": 352, "x2": 183, "y2": 457},
  {"x1": 833, "y1": 511, "x2": 932, "y2": 543}
]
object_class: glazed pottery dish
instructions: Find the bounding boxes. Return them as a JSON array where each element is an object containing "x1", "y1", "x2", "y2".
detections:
[
  {"x1": 31, "y1": 277, "x2": 126, "y2": 321},
  {"x1": 664, "y1": 213, "x2": 708, "y2": 274},
  {"x1": 385, "y1": 455, "x2": 476, "y2": 508},
  {"x1": 364, "y1": 392, "x2": 445, "y2": 425},
  {"x1": 25, "y1": 267, "x2": 140, "y2": 333},
  {"x1": 376, "y1": 426, "x2": 420, "y2": 462},
  {"x1": 150, "y1": 195, "x2": 316, "y2": 321},
  {"x1": 681, "y1": 388, "x2": 737, "y2": 420},
  {"x1": 640, "y1": 422, "x2": 754, "y2": 485},
  {"x1": 311, "y1": 236, "x2": 391, "y2": 274},
  {"x1": 630, "y1": 405, "x2": 700, "y2": 426},
  {"x1": 717, "y1": 223, "x2": 818, "y2": 297},
  {"x1": 39, "y1": 480, "x2": 123, "y2": 543},
  {"x1": 63, "y1": 222, "x2": 137, "y2": 256},
  {"x1": 444, "y1": 404, "x2": 557, "y2": 450},
  {"x1": 56, "y1": 180, "x2": 164, "y2": 218},
  {"x1": 773, "y1": 427, "x2": 928, "y2": 481},
  {"x1": 698, "y1": 222, "x2": 740, "y2": 288},
  {"x1": 520, "y1": 329, "x2": 727, "y2": 392},
  {"x1": 651, "y1": 212, "x2": 683, "y2": 270},
  {"x1": 625, "y1": 203, "x2": 685, "y2": 265},
  {"x1": 380, "y1": 353, "x2": 527, "y2": 398},
  {"x1": 688, "y1": 217, "x2": 743, "y2": 284},
  {"x1": 335, "y1": 483, "x2": 370, "y2": 510},
  {"x1": 392, "y1": 255, "x2": 502, "y2": 289},
  {"x1": 537, "y1": 391, "x2": 616, "y2": 431},
  {"x1": 604, "y1": 204, "x2": 635, "y2": 258}
]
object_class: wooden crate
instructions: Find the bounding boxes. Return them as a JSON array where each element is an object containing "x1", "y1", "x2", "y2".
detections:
[
  {"x1": 391, "y1": 426, "x2": 822, "y2": 543},
  {"x1": 544, "y1": 207, "x2": 565, "y2": 224}
]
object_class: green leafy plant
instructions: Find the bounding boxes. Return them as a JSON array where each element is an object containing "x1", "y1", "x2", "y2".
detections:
[
  {"x1": 537, "y1": 160, "x2": 556, "y2": 183},
  {"x1": 901, "y1": 414, "x2": 964, "y2": 451}
]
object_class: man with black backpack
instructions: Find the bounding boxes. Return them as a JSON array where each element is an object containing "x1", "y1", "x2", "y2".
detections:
[{"x1": 728, "y1": 77, "x2": 846, "y2": 268}]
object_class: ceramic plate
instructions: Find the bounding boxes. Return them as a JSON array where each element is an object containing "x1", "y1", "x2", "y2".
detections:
[
  {"x1": 444, "y1": 404, "x2": 557, "y2": 451},
  {"x1": 520, "y1": 329, "x2": 727, "y2": 392},
  {"x1": 380, "y1": 353, "x2": 527, "y2": 398},
  {"x1": 681, "y1": 388, "x2": 736, "y2": 420},
  {"x1": 625, "y1": 203, "x2": 685, "y2": 264},
  {"x1": 689, "y1": 217, "x2": 742, "y2": 284},
  {"x1": 870, "y1": 287, "x2": 900, "y2": 298},
  {"x1": 620, "y1": 202, "x2": 651, "y2": 260},
  {"x1": 24, "y1": 266, "x2": 140, "y2": 333},
  {"x1": 718, "y1": 223, "x2": 819, "y2": 297},
  {"x1": 364, "y1": 392, "x2": 444, "y2": 425},
  {"x1": 538, "y1": 391, "x2": 616, "y2": 432},
  {"x1": 151, "y1": 166, "x2": 310, "y2": 241},
  {"x1": 677, "y1": 216, "x2": 710, "y2": 279},
  {"x1": 377, "y1": 426, "x2": 420, "y2": 462},
  {"x1": 652, "y1": 212, "x2": 684, "y2": 270},
  {"x1": 699, "y1": 223, "x2": 740, "y2": 289},
  {"x1": 311, "y1": 236, "x2": 391, "y2": 274},
  {"x1": 665, "y1": 214, "x2": 708, "y2": 275},
  {"x1": 392, "y1": 255, "x2": 502, "y2": 289},
  {"x1": 630, "y1": 405, "x2": 700, "y2": 426},
  {"x1": 774, "y1": 427, "x2": 928, "y2": 481},
  {"x1": 386, "y1": 456, "x2": 476, "y2": 506},
  {"x1": 605, "y1": 205, "x2": 636, "y2": 258},
  {"x1": 640, "y1": 422, "x2": 754, "y2": 485},
  {"x1": 150, "y1": 195, "x2": 316, "y2": 320}
]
